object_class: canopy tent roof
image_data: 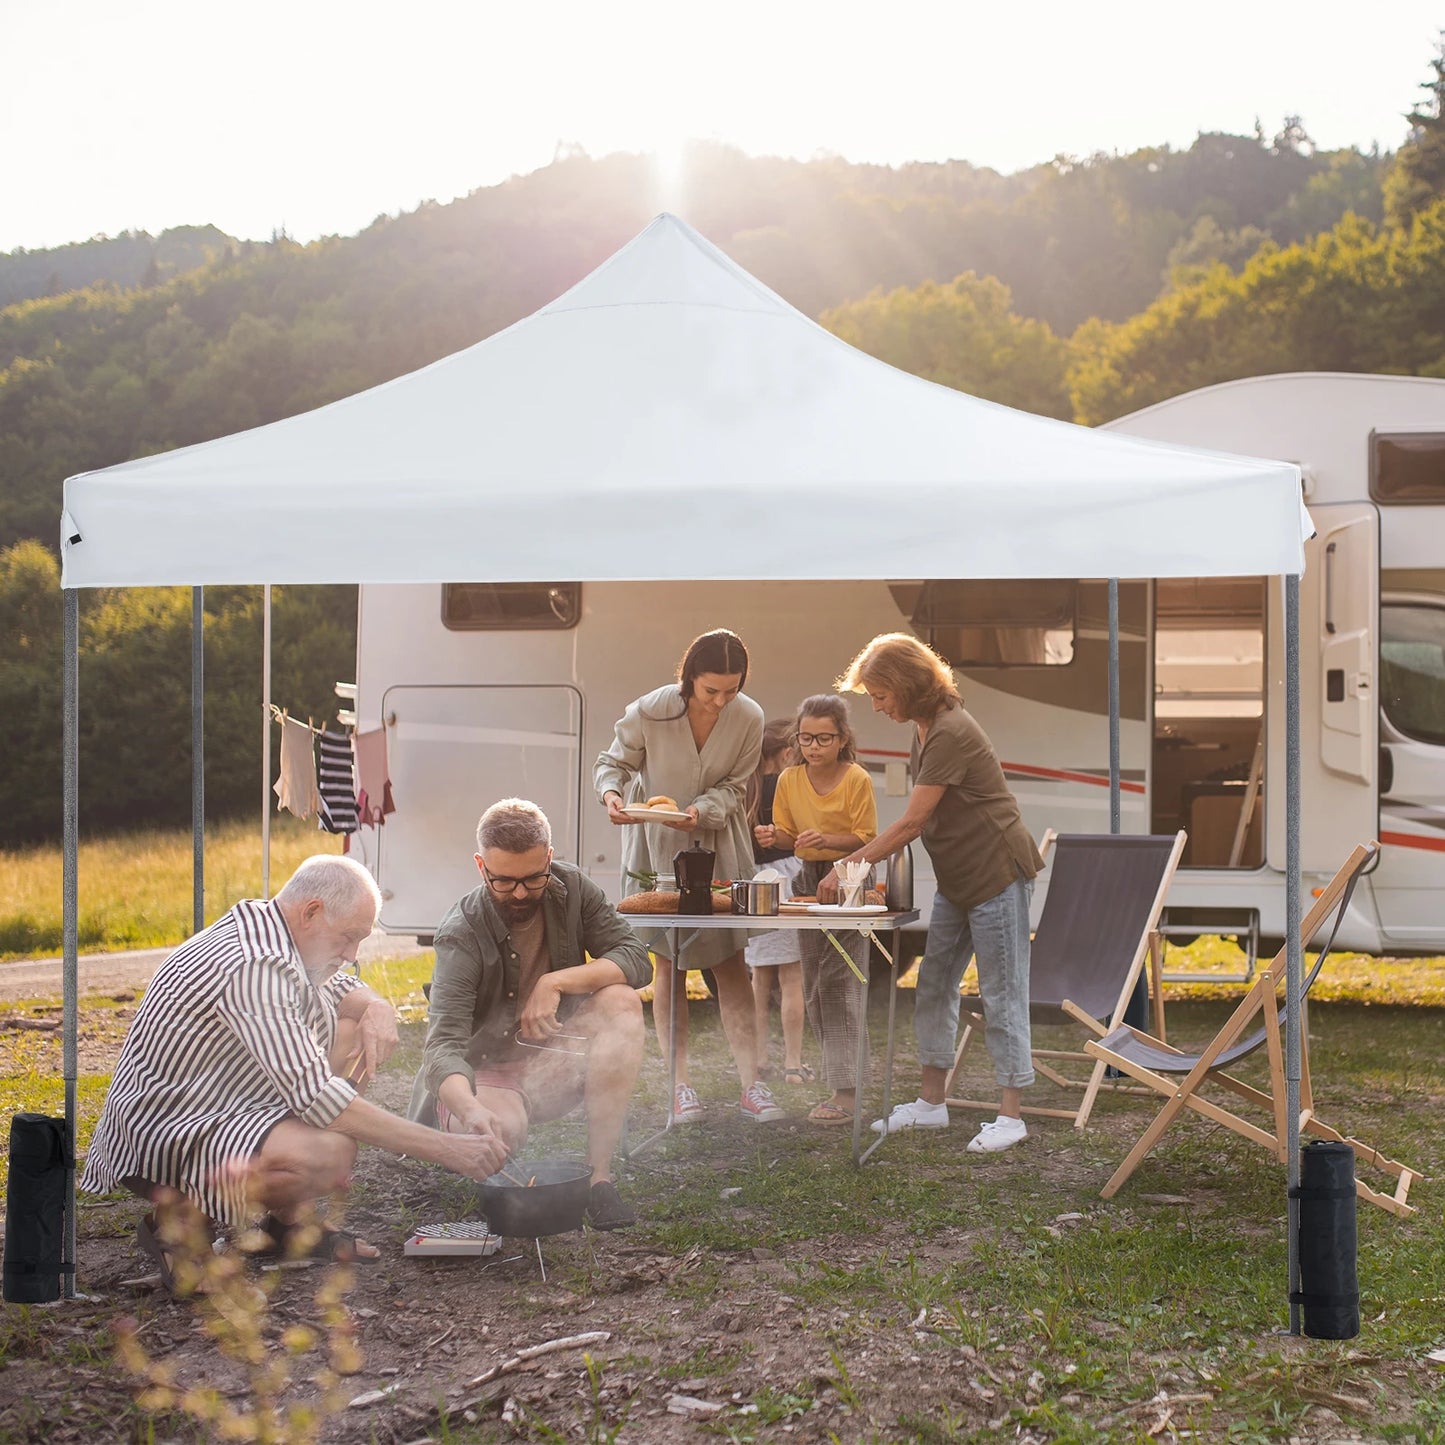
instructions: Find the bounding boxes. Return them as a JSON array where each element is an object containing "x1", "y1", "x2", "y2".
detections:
[{"x1": 60, "y1": 214, "x2": 1308, "y2": 589}]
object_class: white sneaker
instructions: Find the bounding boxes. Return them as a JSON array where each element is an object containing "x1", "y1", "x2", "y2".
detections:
[
  {"x1": 966, "y1": 1115, "x2": 1028, "y2": 1153},
  {"x1": 869, "y1": 1097, "x2": 950, "y2": 1135},
  {"x1": 671, "y1": 1083, "x2": 705, "y2": 1124}
]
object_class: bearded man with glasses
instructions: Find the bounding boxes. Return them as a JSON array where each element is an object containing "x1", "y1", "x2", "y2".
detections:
[{"x1": 409, "y1": 798, "x2": 649, "y2": 1228}]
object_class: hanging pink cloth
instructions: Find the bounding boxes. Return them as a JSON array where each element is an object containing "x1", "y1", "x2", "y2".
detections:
[{"x1": 354, "y1": 727, "x2": 396, "y2": 826}]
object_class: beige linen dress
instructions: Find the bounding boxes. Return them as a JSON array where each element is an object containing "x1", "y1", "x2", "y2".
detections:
[{"x1": 594, "y1": 683, "x2": 763, "y2": 969}]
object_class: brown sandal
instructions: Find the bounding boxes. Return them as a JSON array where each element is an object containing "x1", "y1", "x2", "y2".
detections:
[{"x1": 807, "y1": 1100, "x2": 854, "y2": 1126}]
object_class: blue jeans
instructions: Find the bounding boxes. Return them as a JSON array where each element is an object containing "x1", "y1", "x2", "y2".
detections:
[{"x1": 914, "y1": 875, "x2": 1034, "y2": 1089}]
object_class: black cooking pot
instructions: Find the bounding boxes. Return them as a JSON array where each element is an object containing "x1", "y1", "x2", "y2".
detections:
[{"x1": 477, "y1": 1159, "x2": 594, "y2": 1237}]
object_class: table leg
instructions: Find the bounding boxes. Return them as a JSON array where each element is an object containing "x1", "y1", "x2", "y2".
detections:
[
  {"x1": 856, "y1": 922, "x2": 901, "y2": 1166},
  {"x1": 622, "y1": 923, "x2": 685, "y2": 1158},
  {"x1": 850, "y1": 930, "x2": 868, "y2": 1163}
]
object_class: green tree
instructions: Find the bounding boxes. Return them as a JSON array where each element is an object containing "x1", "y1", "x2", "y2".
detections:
[
  {"x1": 1068, "y1": 201, "x2": 1445, "y2": 424},
  {"x1": 1384, "y1": 36, "x2": 1445, "y2": 228},
  {"x1": 0, "y1": 541, "x2": 63, "y2": 840},
  {"x1": 822, "y1": 271, "x2": 1072, "y2": 418}
]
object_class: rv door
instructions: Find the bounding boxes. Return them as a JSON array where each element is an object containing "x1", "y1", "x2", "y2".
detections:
[
  {"x1": 374, "y1": 684, "x2": 584, "y2": 934},
  {"x1": 1265, "y1": 503, "x2": 1380, "y2": 871}
]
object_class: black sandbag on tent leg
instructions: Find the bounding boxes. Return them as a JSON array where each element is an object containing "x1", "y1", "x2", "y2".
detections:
[
  {"x1": 2, "y1": 1112, "x2": 72, "y2": 1303},
  {"x1": 1290, "y1": 1139, "x2": 1360, "y2": 1340}
]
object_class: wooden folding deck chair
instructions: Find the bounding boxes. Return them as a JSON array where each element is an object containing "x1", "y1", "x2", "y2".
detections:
[
  {"x1": 945, "y1": 829, "x2": 1187, "y2": 1130},
  {"x1": 1083, "y1": 841, "x2": 1417, "y2": 1218}
]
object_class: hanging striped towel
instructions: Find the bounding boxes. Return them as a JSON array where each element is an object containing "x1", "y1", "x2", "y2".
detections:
[{"x1": 317, "y1": 728, "x2": 359, "y2": 835}]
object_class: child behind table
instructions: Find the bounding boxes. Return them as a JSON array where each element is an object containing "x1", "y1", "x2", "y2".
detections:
[
  {"x1": 763, "y1": 694, "x2": 877, "y2": 1125},
  {"x1": 745, "y1": 720, "x2": 810, "y2": 1086}
]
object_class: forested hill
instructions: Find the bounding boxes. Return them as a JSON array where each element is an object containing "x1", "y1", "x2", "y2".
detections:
[
  {"x1": 5, "y1": 66, "x2": 1445, "y2": 845},
  {"x1": 0, "y1": 129, "x2": 1400, "y2": 552},
  {"x1": 0, "y1": 225, "x2": 236, "y2": 307}
]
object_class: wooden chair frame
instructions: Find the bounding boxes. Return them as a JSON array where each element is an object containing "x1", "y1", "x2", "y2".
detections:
[
  {"x1": 945, "y1": 828, "x2": 1187, "y2": 1130},
  {"x1": 1082, "y1": 841, "x2": 1417, "y2": 1218}
]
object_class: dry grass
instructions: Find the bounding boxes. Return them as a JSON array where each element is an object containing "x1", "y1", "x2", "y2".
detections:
[{"x1": 0, "y1": 816, "x2": 342, "y2": 959}]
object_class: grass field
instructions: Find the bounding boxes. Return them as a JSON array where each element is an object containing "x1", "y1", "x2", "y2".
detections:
[
  {"x1": 0, "y1": 816, "x2": 342, "y2": 959},
  {"x1": 2, "y1": 957, "x2": 1440, "y2": 1443}
]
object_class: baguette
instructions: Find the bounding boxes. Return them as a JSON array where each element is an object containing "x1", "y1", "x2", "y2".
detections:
[{"x1": 617, "y1": 890, "x2": 736, "y2": 915}]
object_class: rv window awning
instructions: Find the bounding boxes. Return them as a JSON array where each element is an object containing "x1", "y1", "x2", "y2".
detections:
[{"x1": 60, "y1": 215, "x2": 1309, "y2": 589}]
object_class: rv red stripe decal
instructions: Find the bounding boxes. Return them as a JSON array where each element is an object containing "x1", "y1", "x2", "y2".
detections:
[
  {"x1": 1003, "y1": 762, "x2": 1147, "y2": 795},
  {"x1": 1381, "y1": 829, "x2": 1445, "y2": 854}
]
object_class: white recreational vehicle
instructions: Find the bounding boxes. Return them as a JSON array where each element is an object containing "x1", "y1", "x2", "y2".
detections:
[{"x1": 353, "y1": 372, "x2": 1445, "y2": 958}]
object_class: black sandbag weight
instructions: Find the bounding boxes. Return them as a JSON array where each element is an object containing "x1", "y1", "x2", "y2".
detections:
[
  {"x1": 1290, "y1": 1139, "x2": 1360, "y2": 1340},
  {"x1": 2, "y1": 1112, "x2": 72, "y2": 1303}
]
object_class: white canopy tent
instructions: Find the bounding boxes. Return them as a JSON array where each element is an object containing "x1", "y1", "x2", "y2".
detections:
[
  {"x1": 61, "y1": 214, "x2": 1306, "y2": 587},
  {"x1": 56, "y1": 214, "x2": 1313, "y2": 1324}
]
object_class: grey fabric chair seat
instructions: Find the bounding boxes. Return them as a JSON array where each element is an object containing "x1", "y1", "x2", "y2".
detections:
[{"x1": 946, "y1": 829, "x2": 1186, "y2": 1129}]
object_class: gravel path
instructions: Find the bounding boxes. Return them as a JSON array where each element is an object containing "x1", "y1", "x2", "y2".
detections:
[{"x1": 0, "y1": 931, "x2": 429, "y2": 1002}]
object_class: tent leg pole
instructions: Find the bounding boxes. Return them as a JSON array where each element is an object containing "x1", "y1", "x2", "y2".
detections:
[
  {"x1": 262, "y1": 584, "x2": 272, "y2": 899},
  {"x1": 192, "y1": 587, "x2": 204, "y2": 933},
  {"x1": 1285, "y1": 573, "x2": 1303, "y2": 1335},
  {"x1": 1108, "y1": 578, "x2": 1120, "y2": 835},
  {"x1": 1108, "y1": 578, "x2": 1145, "y2": 1036},
  {"x1": 62, "y1": 588, "x2": 79, "y2": 1299}
]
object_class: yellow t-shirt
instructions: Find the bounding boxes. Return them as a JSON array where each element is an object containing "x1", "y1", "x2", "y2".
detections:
[{"x1": 772, "y1": 762, "x2": 878, "y2": 861}]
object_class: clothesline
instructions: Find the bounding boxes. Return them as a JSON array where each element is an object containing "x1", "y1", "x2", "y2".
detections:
[
  {"x1": 271, "y1": 707, "x2": 393, "y2": 834},
  {"x1": 267, "y1": 703, "x2": 324, "y2": 735},
  {"x1": 268, "y1": 703, "x2": 358, "y2": 733}
]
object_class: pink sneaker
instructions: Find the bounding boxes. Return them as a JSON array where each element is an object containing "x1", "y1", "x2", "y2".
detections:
[
  {"x1": 671, "y1": 1083, "x2": 705, "y2": 1124},
  {"x1": 739, "y1": 1081, "x2": 785, "y2": 1122}
]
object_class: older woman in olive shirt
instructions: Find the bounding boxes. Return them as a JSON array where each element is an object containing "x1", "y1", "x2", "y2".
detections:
[{"x1": 824, "y1": 632, "x2": 1043, "y2": 1154}]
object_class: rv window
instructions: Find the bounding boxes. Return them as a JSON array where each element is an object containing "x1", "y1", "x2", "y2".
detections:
[
  {"x1": 441, "y1": 583, "x2": 581, "y2": 630},
  {"x1": 1371, "y1": 433, "x2": 1445, "y2": 504},
  {"x1": 1381, "y1": 602, "x2": 1445, "y2": 746},
  {"x1": 889, "y1": 580, "x2": 1075, "y2": 666}
]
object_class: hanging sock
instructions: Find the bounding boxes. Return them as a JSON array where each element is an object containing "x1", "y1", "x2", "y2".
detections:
[
  {"x1": 274, "y1": 715, "x2": 320, "y2": 819},
  {"x1": 316, "y1": 728, "x2": 359, "y2": 835}
]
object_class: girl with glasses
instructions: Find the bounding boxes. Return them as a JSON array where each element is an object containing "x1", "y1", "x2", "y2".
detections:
[
  {"x1": 596, "y1": 629, "x2": 784, "y2": 1125},
  {"x1": 753, "y1": 693, "x2": 878, "y2": 1125}
]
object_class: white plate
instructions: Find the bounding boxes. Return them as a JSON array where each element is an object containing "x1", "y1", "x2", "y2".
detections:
[
  {"x1": 620, "y1": 806, "x2": 691, "y2": 822},
  {"x1": 805, "y1": 903, "x2": 888, "y2": 915}
]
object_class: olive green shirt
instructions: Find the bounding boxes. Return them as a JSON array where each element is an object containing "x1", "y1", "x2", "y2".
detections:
[
  {"x1": 911, "y1": 704, "x2": 1044, "y2": 911},
  {"x1": 408, "y1": 861, "x2": 650, "y2": 1126}
]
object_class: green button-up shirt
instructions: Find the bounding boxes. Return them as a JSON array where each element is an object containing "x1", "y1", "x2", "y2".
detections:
[{"x1": 408, "y1": 861, "x2": 651, "y2": 1125}]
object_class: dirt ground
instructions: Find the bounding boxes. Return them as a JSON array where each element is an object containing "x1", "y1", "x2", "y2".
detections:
[
  {"x1": 10, "y1": 1058, "x2": 998, "y2": 1445},
  {"x1": 1, "y1": 990, "x2": 1438, "y2": 1445}
]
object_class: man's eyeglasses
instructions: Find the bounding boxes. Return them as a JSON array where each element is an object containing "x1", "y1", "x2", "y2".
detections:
[
  {"x1": 796, "y1": 731, "x2": 840, "y2": 747},
  {"x1": 483, "y1": 869, "x2": 553, "y2": 896}
]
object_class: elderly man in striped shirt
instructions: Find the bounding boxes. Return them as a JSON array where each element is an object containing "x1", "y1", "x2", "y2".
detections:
[{"x1": 82, "y1": 855, "x2": 503, "y2": 1287}]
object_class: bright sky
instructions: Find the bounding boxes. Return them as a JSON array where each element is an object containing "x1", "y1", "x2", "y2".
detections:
[{"x1": 3, "y1": 0, "x2": 1441, "y2": 253}]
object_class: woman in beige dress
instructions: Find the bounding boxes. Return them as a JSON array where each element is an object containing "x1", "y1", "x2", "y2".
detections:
[{"x1": 596, "y1": 629, "x2": 785, "y2": 1124}]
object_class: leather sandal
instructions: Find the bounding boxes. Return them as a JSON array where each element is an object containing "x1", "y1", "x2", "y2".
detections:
[
  {"x1": 246, "y1": 1214, "x2": 377, "y2": 1264},
  {"x1": 807, "y1": 1099, "x2": 854, "y2": 1126},
  {"x1": 136, "y1": 1211, "x2": 214, "y2": 1294},
  {"x1": 783, "y1": 1064, "x2": 816, "y2": 1085}
]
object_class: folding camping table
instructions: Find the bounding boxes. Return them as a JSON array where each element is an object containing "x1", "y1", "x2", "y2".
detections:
[{"x1": 627, "y1": 909, "x2": 919, "y2": 1165}]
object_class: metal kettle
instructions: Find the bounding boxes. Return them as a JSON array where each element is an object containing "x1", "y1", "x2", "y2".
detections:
[{"x1": 885, "y1": 844, "x2": 914, "y2": 911}]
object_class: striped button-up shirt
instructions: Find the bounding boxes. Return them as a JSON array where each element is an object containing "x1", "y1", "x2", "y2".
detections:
[{"x1": 80, "y1": 899, "x2": 361, "y2": 1225}]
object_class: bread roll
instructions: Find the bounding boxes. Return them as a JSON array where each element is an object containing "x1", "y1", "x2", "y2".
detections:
[{"x1": 644, "y1": 795, "x2": 678, "y2": 810}]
